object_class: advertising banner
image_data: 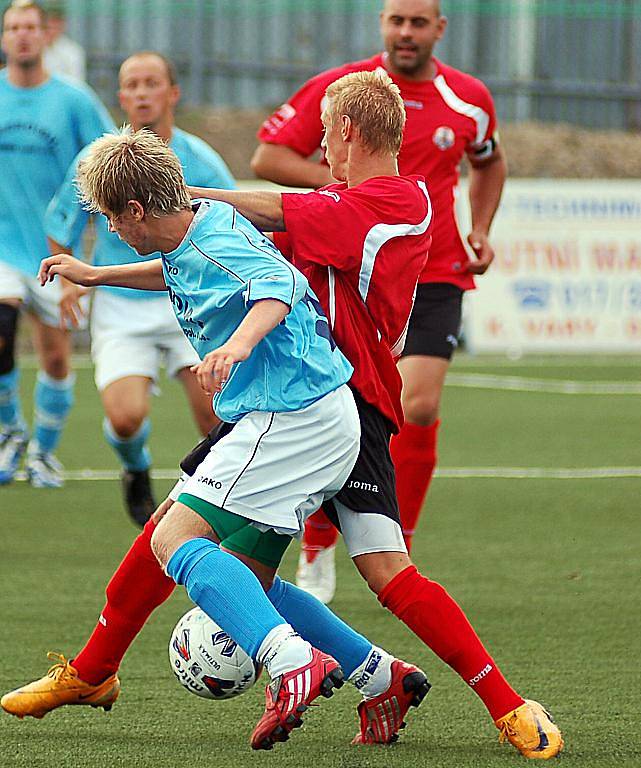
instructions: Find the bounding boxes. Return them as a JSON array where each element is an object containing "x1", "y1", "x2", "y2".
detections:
[{"x1": 463, "y1": 180, "x2": 641, "y2": 353}]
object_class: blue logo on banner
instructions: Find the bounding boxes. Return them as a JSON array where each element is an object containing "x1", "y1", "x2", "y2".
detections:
[{"x1": 513, "y1": 281, "x2": 551, "y2": 309}]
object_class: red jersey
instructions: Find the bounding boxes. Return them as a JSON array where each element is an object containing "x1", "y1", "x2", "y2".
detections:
[
  {"x1": 259, "y1": 54, "x2": 498, "y2": 291},
  {"x1": 277, "y1": 175, "x2": 432, "y2": 432}
]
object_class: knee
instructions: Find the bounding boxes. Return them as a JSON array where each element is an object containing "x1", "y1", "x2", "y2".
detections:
[
  {"x1": 402, "y1": 390, "x2": 440, "y2": 426},
  {"x1": 150, "y1": 521, "x2": 171, "y2": 570},
  {"x1": 107, "y1": 411, "x2": 145, "y2": 439},
  {"x1": 0, "y1": 304, "x2": 19, "y2": 375},
  {"x1": 42, "y1": 352, "x2": 69, "y2": 380}
]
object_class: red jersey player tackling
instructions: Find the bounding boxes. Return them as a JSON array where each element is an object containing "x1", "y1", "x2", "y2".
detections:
[
  {"x1": 252, "y1": 0, "x2": 507, "y2": 595},
  {"x1": 191, "y1": 72, "x2": 561, "y2": 759}
]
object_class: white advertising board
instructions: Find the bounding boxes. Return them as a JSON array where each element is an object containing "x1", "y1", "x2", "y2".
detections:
[{"x1": 462, "y1": 180, "x2": 641, "y2": 353}]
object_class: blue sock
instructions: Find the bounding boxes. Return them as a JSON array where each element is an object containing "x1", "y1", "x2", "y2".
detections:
[
  {"x1": 267, "y1": 576, "x2": 371, "y2": 676},
  {"x1": 0, "y1": 368, "x2": 25, "y2": 431},
  {"x1": 103, "y1": 417, "x2": 151, "y2": 472},
  {"x1": 32, "y1": 371, "x2": 74, "y2": 452},
  {"x1": 167, "y1": 538, "x2": 286, "y2": 659}
]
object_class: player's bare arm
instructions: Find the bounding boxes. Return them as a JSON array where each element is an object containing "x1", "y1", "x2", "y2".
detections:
[
  {"x1": 189, "y1": 187, "x2": 286, "y2": 231},
  {"x1": 465, "y1": 144, "x2": 507, "y2": 275},
  {"x1": 251, "y1": 144, "x2": 334, "y2": 189},
  {"x1": 39, "y1": 254, "x2": 167, "y2": 291},
  {"x1": 191, "y1": 298, "x2": 290, "y2": 395},
  {"x1": 46, "y1": 237, "x2": 90, "y2": 330}
]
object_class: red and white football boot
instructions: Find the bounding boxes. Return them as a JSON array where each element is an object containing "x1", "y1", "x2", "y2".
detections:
[
  {"x1": 352, "y1": 659, "x2": 430, "y2": 745},
  {"x1": 251, "y1": 648, "x2": 344, "y2": 750}
]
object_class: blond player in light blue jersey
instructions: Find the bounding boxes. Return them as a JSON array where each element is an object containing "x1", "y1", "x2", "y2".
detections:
[
  {"x1": 0, "y1": 1, "x2": 112, "y2": 488},
  {"x1": 46, "y1": 52, "x2": 233, "y2": 524}
]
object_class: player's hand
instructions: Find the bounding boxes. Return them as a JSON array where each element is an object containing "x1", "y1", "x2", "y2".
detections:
[
  {"x1": 59, "y1": 280, "x2": 89, "y2": 329},
  {"x1": 191, "y1": 340, "x2": 253, "y2": 395},
  {"x1": 464, "y1": 231, "x2": 495, "y2": 275},
  {"x1": 151, "y1": 496, "x2": 174, "y2": 524},
  {"x1": 39, "y1": 254, "x2": 97, "y2": 288}
]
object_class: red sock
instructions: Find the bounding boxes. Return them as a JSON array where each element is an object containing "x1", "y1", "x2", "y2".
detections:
[
  {"x1": 390, "y1": 420, "x2": 439, "y2": 551},
  {"x1": 379, "y1": 565, "x2": 523, "y2": 721},
  {"x1": 73, "y1": 518, "x2": 175, "y2": 685},
  {"x1": 302, "y1": 507, "x2": 339, "y2": 563}
]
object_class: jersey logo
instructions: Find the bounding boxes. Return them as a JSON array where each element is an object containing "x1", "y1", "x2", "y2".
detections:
[
  {"x1": 262, "y1": 103, "x2": 296, "y2": 135},
  {"x1": 318, "y1": 190, "x2": 341, "y2": 203},
  {"x1": 403, "y1": 99, "x2": 423, "y2": 110},
  {"x1": 433, "y1": 125, "x2": 455, "y2": 150}
]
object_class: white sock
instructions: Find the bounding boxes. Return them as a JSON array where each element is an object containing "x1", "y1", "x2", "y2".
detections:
[
  {"x1": 348, "y1": 646, "x2": 394, "y2": 699},
  {"x1": 257, "y1": 624, "x2": 313, "y2": 679}
]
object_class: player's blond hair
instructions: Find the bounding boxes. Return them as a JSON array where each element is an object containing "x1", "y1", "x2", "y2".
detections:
[
  {"x1": 76, "y1": 128, "x2": 191, "y2": 217},
  {"x1": 323, "y1": 70, "x2": 406, "y2": 156}
]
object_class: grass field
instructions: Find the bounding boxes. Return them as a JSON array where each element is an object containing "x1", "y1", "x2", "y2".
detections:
[{"x1": 1, "y1": 355, "x2": 640, "y2": 768}]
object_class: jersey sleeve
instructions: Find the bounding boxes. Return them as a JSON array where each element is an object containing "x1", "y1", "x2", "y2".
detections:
[
  {"x1": 44, "y1": 152, "x2": 90, "y2": 252},
  {"x1": 464, "y1": 80, "x2": 499, "y2": 162},
  {"x1": 282, "y1": 189, "x2": 360, "y2": 270},
  {"x1": 188, "y1": 136, "x2": 237, "y2": 190},
  {"x1": 257, "y1": 75, "x2": 327, "y2": 158},
  {"x1": 243, "y1": 262, "x2": 308, "y2": 311}
]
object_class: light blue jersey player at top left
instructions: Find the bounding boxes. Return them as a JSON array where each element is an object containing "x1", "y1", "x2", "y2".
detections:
[
  {"x1": 0, "y1": 1, "x2": 112, "y2": 488},
  {"x1": 45, "y1": 51, "x2": 235, "y2": 526}
]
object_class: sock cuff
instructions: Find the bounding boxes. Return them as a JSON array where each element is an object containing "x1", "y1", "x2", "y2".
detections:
[
  {"x1": 166, "y1": 537, "x2": 218, "y2": 585},
  {"x1": 378, "y1": 564, "x2": 419, "y2": 610},
  {"x1": 402, "y1": 419, "x2": 440, "y2": 445},
  {"x1": 36, "y1": 370, "x2": 76, "y2": 390},
  {"x1": 266, "y1": 575, "x2": 286, "y2": 609},
  {"x1": 103, "y1": 416, "x2": 151, "y2": 445},
  {"x1": 0, "y1": 368, "x2": 19, "y2": 388}
]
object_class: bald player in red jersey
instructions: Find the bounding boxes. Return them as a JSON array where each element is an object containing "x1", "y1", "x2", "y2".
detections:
[{"x1": 253, "y1": 0, "x2": 507, "y2": 588}]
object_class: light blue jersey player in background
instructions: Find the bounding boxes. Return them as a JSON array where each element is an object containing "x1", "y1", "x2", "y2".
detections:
[
  {"x1": 39, "y1": 129, "x2": 363, "y2": 749},
  {"x1": 0, "y1": 1, "x2": 112, "y2": 487},
  {"x1": 46, "y1": 52, "x2": 234, "y2": 525}
]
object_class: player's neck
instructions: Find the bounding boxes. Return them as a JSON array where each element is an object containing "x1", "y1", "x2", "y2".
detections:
[
  {"x1": 134, "y1": 115, "x2": 173, "y2": 144},
  {"x1": 383, "y1": 52, "x2": 437, "y2": 82},
  {"x1": 7, "y1": 60, "x2": 48, "y2": 88},
  {"x1": 346, "y1": 147, "x2": 398, "y2": 188},
  {"x1": 151, "y1": 209, "x2": 196, "y2": 253}
]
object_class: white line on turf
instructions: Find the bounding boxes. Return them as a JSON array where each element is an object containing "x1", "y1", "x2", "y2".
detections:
[
  {"x1": 11, "y1": 467, "x2": 641, "y2": 482},
  {"x1": 446, "y1": 373, "x2": 641, "y2": 395}
]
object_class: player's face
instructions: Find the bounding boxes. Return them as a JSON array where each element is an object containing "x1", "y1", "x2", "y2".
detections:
[
  {"x1": 103, "y1": 206, "x2": 155, "y2": 255},
  {"x1": 1, "y1": 8, "x2": 47, "y2": 68},
  {"x1": 320, "y1": 111, "x2": 348, "y2": 182},
  {"x1": 380, "y1": 0, "x2": 446, "y2": 77},
  {"x1": 118, "y1": 55, "x2": 180, "y2": 132}
]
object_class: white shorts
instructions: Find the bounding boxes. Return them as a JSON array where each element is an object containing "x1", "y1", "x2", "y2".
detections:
[
  {"x1": 0, "y1": 260, "x2": 67, "y2": 328},
  {"x1": 91, "y1": 290, "x2": 199, "y2": 391},
  {"x1": 180, "y1": 384, "x2": 360, "y2": 536}
]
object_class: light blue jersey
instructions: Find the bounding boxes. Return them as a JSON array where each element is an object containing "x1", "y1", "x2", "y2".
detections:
[
  {"x1": 162, "y1": 200, "x2": 353, "y2": 421},
  {"x1": 0, "y1": 72, "x2": 113, "y2": 277},
  {"x1": 45, "y1": 127, "x2": 236, "y2": 301}
]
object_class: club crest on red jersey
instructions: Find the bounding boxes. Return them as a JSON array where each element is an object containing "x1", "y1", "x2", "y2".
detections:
[{"x1": 433, "y1": 126, "x2": 455, "y2": 150}]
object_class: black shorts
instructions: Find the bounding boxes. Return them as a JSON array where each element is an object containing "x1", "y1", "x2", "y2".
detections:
[
  {"x1": 324, "y1": 391, "x2": 399, "y2": 528},
  {"x1": 402, "y1": 282, "x2": 463, "y2": 361}
]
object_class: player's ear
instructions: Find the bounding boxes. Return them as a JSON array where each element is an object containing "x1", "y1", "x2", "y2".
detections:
[
  {"x1": 128, "y1": 200, "x2": 145, "y2": 221},
  {"x1": 169, "y1": 84, "x2": 181, "y2": 108},
  {"x1": 436, "y1": 14, "x2": 448, "y2": 40},
  {"x1": 341, "y1": 115, "x2": 353, "y2": 142}
]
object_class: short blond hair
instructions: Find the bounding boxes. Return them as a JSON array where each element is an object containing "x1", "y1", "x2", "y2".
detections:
[
  {"x1": 323, "y1": 70, "x2": 406, "y2": 156},
  {"x1": 76, "y1": 128, "x2": 191, "y2": 217}
]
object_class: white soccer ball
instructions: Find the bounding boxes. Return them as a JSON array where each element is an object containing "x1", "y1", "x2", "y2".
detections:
[{"x1": 168, "y1": 606, "x2": 260, "y2": 700}]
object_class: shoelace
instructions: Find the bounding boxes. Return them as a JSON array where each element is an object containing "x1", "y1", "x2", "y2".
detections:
[{"x1": 45, "y1": 652, "x2": 73, "y2": 682}]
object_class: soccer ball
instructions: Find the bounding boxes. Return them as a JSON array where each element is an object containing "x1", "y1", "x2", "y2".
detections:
[{"x1": 168, "y1": 606, "x2": 260, "y2": 700}]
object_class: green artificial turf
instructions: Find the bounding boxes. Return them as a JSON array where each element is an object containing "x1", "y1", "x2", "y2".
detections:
[{"x1": 1, "y1": 356, "x2": 640, "y2": 767}]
